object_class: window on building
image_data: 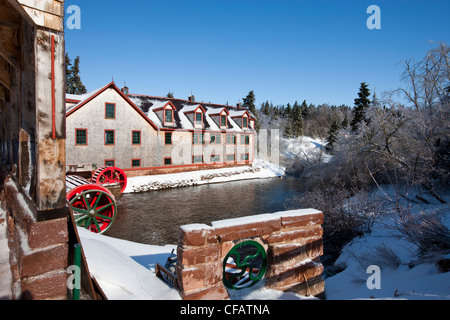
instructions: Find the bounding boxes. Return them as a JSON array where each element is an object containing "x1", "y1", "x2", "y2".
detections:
[
  {"x1": 105, "y1": 103, "x2": 116, "y2": 119},
  {"x1": 132, "y1": 159, "x2": 141, "y2": 167},
  {"x1": 226, "y1": 154, "x2": 236, "y2": 162},
  {"x1": 105, "y1": 160, "x2": 115, "y2": 167},
  {"x1": 75, "y1": 129, "x2": 87, "y2": 145},
  {"x1": 195, "y1": 112, "x2": 203, "y2": 126},
  {"x1": 132, "y1": 131, "x2": 141, "y2": 145},
  {"x1": 240, "y1": 134, "x2": 250, "y2": 145},
  {"x1": 105, "y1": 130, "x2": 115, "y2": 145},
  {"x1": 193, "y1": 133, "x2": 205, "y2": 145},
  {"x1": 242, "y1": 117, "x2": 248, "y2": 128},
  {"x1": 220, "y1": 115, "x2": 227, "y2": 127},
  {"x1": 165, "y1": 132, "x2": 172, "y2": 145},
  {"x1": 226, "y1": 134, "x2": 236, "y2": 145},
  {"x1": 165, "y1": 108, "x2": 173, "y2": 123},
  {"x1": 164, "y1": 158, "x2": 172, "y2": 166},
  {"x1": 210, "y1": 133, "x2": 221, "y2": 144},
  {"x1": 211, "y1": 155, "x2": 220, "y2": 163},
  {"x1": 241, "y1": 153, "x2": 249, "y2": 161},
  {"x1": 192, "y1": 155, "x2": 203, "y2": 164}
]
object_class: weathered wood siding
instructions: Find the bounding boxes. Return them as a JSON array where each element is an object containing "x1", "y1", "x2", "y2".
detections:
[{"x1": 66, "y1": 88, "x2": 159, "y2": 169}]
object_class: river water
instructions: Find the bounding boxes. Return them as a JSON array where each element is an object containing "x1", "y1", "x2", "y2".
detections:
[{"x1": 106, "y1": 177, "x2": 305, "y2": 246}]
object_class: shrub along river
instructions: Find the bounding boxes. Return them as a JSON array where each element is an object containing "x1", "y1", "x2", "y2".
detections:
[{"x1": 106, "y1": 177, "x2": 305, "y2": 246}]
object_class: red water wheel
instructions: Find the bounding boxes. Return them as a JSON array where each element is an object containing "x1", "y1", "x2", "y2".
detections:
[
  {"x1": 66, "y1": 176, "x2": 117, "y2": 234},
  {"x1": 91, "y1": 166, "x2": 127, "y2": 193}
]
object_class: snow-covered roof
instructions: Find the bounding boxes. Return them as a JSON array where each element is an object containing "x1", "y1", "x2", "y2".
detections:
[
  {"x1": 127, "y1": 94, "x2": 256, "y2": 133},
  {"x1": 65, "y1": 82, "x2": 256, "y2": 133}
]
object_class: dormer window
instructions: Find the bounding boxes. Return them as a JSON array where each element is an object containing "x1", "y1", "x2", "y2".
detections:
[
  {"x1": 220, "y1": 114, "x2": 227, "y2": 128},
  {"x1": 164, "y1": 105, "x2": 174, "y2": 126},
  {"x1": 242, "y1": 114, "x2": 248, "y2": 129},
  {"x1": 195, "y1": 111, "x2": 203, "y2": 127},
  {"x1": 165, "y1": 109, "x2": 173, "y2": 122},
  {"x1": 183, "y1": 105, "x2": 205, "y2": 128},
  {"x1": 230, "y1": 110, "x2": 250, "y2": 130}
]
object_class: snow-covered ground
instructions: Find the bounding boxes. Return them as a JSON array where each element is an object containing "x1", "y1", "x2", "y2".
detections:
[
  {"x1": 281, "y1": 136, "x2": 331, "y2": 163},
  {"x1": 0, "y1": 204, "x2": 12, "y2": 300},
  {"x1": 325, "y1": 187, "x2": 450, "y2": 300},
  {"x1": 123, "y1": 160, "x2": 285, "y2": 193}
]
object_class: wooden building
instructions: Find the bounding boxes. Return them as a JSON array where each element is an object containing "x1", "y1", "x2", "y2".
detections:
[
  {"x1": 65, "y1": 82, "x2": 257, "y2": 177},
  {"x1": 0, "y1": 0, "x2": 71, "y2": 299}
]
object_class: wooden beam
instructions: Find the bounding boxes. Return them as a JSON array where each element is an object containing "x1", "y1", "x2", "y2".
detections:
[
  {"x1": 0, "y1": 55, "x2": 12, "y2": 89},
  {"x1": 0, "y1": 0, "x2": 21, "y2": 68}
]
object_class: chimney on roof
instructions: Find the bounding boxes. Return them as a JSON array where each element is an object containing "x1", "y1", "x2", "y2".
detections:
[{"x1": 188, "y1": 95, "x2": 195, "y2": 103}]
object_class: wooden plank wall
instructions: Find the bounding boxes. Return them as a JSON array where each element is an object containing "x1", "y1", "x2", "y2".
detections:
[{"x1": 0, "y1": 0, "x2": 66, "y2": 214}]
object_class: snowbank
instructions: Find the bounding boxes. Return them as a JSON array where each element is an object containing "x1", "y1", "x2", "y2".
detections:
[
  {"x1": 123, "y1": 161, "x2": 285, "y2": 193},
  {"x1": 325, "y1": 189, "x2": 450, "y2": 300},
  {"x1": 77, "y1": 228, "x2": 180, "y2": 300},
  {"x1": 282, "y1": 136, "x2": 331, "y2": 163}
]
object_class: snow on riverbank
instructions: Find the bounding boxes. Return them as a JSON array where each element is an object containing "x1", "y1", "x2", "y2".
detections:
[
  {"x1": 325, "y1": 188, "x2": 450, "y2": 300},
  {"x1": 123, "y1": 160, "x2": 285, "y2": 193}
]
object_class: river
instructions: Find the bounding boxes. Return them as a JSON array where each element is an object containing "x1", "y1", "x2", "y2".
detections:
[{"x1": 106, "y1": 177, "x2": 305, "y2": 246}]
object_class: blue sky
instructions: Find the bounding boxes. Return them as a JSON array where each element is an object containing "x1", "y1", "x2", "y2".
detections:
[{"x1": 64, "y1": 0, "x2": 450, "y2": 108}]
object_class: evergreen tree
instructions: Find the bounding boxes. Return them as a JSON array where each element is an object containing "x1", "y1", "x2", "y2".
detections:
[
  {"x1": 301, "y1": 100, "x2": 309, "y2": 119},
  {"x1": 65, "y1": 53, "x2": 73, "y2": 94},
  {"x1": 284, "y1": 121, "x2": 293, "y2": 139},
  {"x1": 65, "y1": 54, "x2": 87, "y2": 95},
  {"x1": 285, "y1": 103, "x2": 292, "y2": 118},
  {"x1": 292, "y1": 101, "x2": 300, "y2": 121},
  {"x1": 271, "y1": 106, "x2": 280, "y2": 120},
  {"x1": 326, "y1": 120, "x2": 340, "y2": 151},
  {"x1": 350, "y1": 82, "x2": 371, "y2": 132},
  {"x1": 261, "y1": 101, "x2": 270, "y2": 116},
  {"x1": 242, "y1": 90, "x2": 256, "y2": 114},
  {"x1": 242, "y1": 90, "x2": 260, "y2": 132},
  {"x1": 372, "y1": 90, "x2": 380, "y2": 108},
  {"x1": 293, "y1": 110, "x2": 304, "y2": 137},
  {"x1": 341, "y1": 113, "x2": 349, "y2": 129}
]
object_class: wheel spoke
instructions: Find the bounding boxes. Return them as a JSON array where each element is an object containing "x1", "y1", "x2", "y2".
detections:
[
  {"x1": 96, "y1": 213, "x2": 113, "y2": 221},
  {"x1": 93, "y1": 192, "x2": 103, "y2": 210},
  {"x1": 96, "y1": 202, "x2": 114, "y2": 213},
  {"x1": 93, "y1": 218, "x2": 102, "y2": 233},
  {"x1": 71, "y1": 207, "x2": 90, "y2": 215},
  {"x1": 82, "y1": 193, "x2": 92, "y2": 210},
  {"x1": 85, "y1": 217, "x2": 92, "y2": 229},
  {"x1": 75, "y1": 214, "x2": 89, "y2": 223}
]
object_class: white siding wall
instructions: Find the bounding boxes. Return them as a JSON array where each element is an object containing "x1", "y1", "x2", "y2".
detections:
[{"x1": 66, "y1": 88, "x2": 157, "y2": 169}]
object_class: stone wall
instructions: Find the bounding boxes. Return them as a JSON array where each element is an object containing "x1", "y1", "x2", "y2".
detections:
[
  {"x1": 1, "y1": 176, "x2": 69, "y2": 299},
  {"x1": 176, "y1": 209, "x2": 324, "y2": 300}
]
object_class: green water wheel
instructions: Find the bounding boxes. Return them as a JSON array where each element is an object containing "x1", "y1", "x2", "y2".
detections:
[
  {"x1": 68, "y1": 186, "x2": 117, "y2": 234},
  {"x1": 222, "y1": 240, "x2": 268, "y2": 290}
]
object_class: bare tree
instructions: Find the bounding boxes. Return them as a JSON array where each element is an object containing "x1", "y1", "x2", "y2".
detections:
[{"x1": 399, "y1": 42, "x2": 450, "y2": 112}]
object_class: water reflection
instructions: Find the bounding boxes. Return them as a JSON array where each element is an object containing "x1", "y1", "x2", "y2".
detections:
[{"x1": 106, "y1": 178, "x2": 304, "y2": 246}]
